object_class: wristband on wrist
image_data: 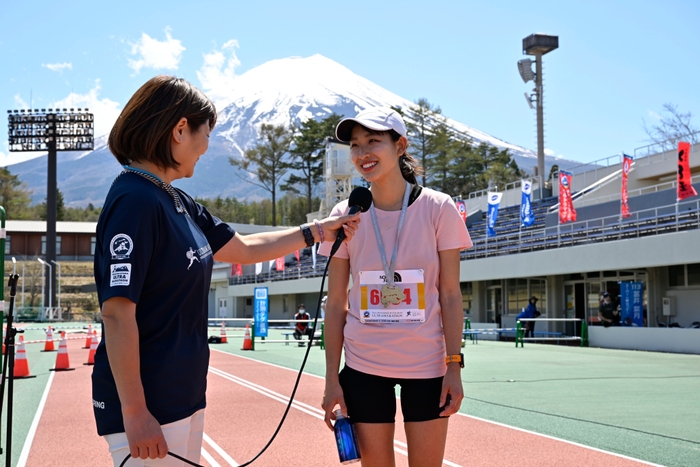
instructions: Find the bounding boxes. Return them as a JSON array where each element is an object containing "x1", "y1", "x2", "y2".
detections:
[
  {"x1": 313, "y1": 219, "x2": 325, "y2": 243},
  {"x1": 445, "y1": 353, "x2": 465, "y2": 368},
  {"x1": 300, "y1": 224, "x2": 315, "y2": 247}
]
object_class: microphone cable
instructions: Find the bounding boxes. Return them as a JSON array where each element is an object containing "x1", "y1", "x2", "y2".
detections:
[{"x1": 120, "y1": 257, "x2": 333, "y2": 467}]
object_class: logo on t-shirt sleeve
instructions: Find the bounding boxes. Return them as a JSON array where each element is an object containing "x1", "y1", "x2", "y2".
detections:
[
  {"x1": 110, "y1": 263, "x2": 132, "y2": 287},
  {"x1": 110, "y1": 233, "x2": 133, "y2": 260}
]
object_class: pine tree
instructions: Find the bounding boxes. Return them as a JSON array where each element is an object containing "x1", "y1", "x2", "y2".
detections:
[
  {"x1": 282, "y1": 114, "x2": 342, "y2": 214},
  {"x1": 405, "y1": 99, "x2": 441, "y2": 186},
  {"x1": 229, "y1": 124, "x2": 292, "y2": 226},
  {"x1": 0, "y1": 167, "x2": 33, "y2": 219},
  {"x1": 39, "y1": 188, "x2": 66, "y2": 221}
]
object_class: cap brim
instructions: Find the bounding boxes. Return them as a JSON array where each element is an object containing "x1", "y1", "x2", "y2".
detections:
[{"x1": 335, "y1": 118, "x2": 394, "y2": 142}]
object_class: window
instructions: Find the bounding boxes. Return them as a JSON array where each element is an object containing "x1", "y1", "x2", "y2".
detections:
[
  {"x1": 4, "y1": 235, "x2": 9, "y2": 255},
  {"x1": 670, "y1": 263, "x2": 700, "y2": 287},
  {"x1": 91, "y1": 236, "x2": 96, "y2": 255},
  {"x1": 687, "y1": 264, "x2": 700, "y2": 286},
  {"x1": 41, "y1": 236, "x2": 62, "y2": 255}
]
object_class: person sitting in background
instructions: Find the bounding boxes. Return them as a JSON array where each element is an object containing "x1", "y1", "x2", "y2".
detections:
[
  {"x1": 517, "y1": 296, "x2": 540, "y2": 337},
  {"x1": 598, "y1": 292, "x2": 620, "y2": 327},
  {"x1": 293, "y1": 304, "x2": 312, "y2": 346}
]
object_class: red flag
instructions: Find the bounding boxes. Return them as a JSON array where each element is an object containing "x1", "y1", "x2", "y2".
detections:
[
  {"x1": 677, "y1": 142, "x2": 697, "y2": 201},
  {"x1": 294, "y1": 250, "x2": 300, "y2": 261},
  {"x1": 275, "y1": 257, "x2": 285, "y2": 271},
  {"x1": 231, "y1": 263, "x2": 242, "y2": 276},
  {"x1": 559, "y1": 170, "x2": 577, "y2": 223},
  {"x1": 621, "y1": 154, "x2": 633, "y2": 218},
  {"x1": 455, "y1": 200, "x2": 467, "y2": 223}
]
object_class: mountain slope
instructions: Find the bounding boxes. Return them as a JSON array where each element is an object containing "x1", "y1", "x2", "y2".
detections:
[{"x1": 9, "y1": 54, "x2": 577, "y2": 207}]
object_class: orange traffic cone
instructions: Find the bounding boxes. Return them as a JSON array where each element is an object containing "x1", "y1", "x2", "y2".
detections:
[
  {"x1": 84, "y1": 330, "x2": 98, "y2": 366},
  {"x1": 220, "y1": 323, "x2": 228, "y2": 344},
  {"x1": 241, "y1": 324, "x2": 253, "y2": 351},
  {"x1": 83, "y1": 324, "x2": 93, "y2": 349},
  {"x1": 42, "y1": 326, "x2": 56, "y2": 352},
  {"x1": 50, "y1": 332, "x2": 75, "y2": 372},
  {"x1": 14, "y1": 335, "x2": 34, "y2": 379}
]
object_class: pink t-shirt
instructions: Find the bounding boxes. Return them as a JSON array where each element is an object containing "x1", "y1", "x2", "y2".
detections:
[{"x1": 318, "y1": 187, "x2": 472, "y2": 378}]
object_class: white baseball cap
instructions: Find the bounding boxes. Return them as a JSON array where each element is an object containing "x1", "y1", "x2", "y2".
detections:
[{"x1": 335, "y1": 107, "x2": 407, "y2": 142}]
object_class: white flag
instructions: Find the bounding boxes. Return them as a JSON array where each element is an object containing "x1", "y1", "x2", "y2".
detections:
[
  {"x1": 255, "y1": 262, "x2": 263, "y2": 275},
  {"x1": 312, "y1": 244, "x2": 317, "y2": 268}
]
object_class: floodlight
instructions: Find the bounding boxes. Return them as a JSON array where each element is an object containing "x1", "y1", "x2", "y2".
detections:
[
  {"x1": 524, "y1": 92, "x2": 535, "y2": 110},
  {"x1": 517, "y1": 59, "x2": 535, "y2": 83}
]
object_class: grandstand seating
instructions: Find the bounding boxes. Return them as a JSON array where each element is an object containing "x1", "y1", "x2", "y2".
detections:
[{"x1": 229, "y1": 187, "x2": 700, "y2": 285}]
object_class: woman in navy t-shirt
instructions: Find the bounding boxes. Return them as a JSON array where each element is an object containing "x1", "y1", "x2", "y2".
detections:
[{"x1": 94, "y1": 75, "x2": 359, "y2": 466}]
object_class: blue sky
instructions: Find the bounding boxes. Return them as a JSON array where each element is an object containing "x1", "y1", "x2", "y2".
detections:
[{"x1": 1, "y1": 0, "x2": 699, "y2": 167}]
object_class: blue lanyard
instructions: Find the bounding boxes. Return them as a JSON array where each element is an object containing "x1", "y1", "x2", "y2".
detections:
[{"x1": 369, "y1": 182, "x2": 411, "y2": 287}]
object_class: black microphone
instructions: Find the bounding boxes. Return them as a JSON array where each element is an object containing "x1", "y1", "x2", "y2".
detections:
[{"x1": 329, "y1": 187, "x2": 373, "y2": 257}]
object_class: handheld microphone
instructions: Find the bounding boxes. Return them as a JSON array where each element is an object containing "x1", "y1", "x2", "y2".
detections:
[{"x1": 329, "y1": 186, "x2": 373, "y2": 257}]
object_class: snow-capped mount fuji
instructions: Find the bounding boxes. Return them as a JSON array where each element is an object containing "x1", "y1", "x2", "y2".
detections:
[{"x1": 9, "y1": 54, "x2": 572, "y2": 207}]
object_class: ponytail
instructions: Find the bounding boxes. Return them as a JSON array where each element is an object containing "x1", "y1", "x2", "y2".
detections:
[{"x1": 388, "y1": 129, "x2": 424, "y2": 185}]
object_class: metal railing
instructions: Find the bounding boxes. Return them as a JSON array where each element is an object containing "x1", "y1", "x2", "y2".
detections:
[
  {"x1": 226, "y1": 199, "x2": 700, "y2": 285},
  {"x1": 569, "y1": 179, "x2": 677, "y2": 209},
  {"x1": 633, "y1": 131, "x2": 700, "y2": 158},
  {"x1": 464, "y1": 198, "x2": 700, "y2": 259},
  {"x1": 230, "y1": 259, "x2": 330, "y2": 285}
]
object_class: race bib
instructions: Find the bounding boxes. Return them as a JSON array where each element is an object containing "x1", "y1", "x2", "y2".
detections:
[{"x1": 359, "y1": 269, "x2": 425, "y2": 323}]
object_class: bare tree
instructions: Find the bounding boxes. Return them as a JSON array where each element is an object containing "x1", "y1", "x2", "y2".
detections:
[{"x1": 643, "y1": 103, "x2": 699, "y2": 153}]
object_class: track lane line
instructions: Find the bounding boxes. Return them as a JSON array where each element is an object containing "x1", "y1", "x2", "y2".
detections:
[
  {"x1": 455, "y1": 413, "x2": 666, "y2": 467},
  {"x1": 201, "y1": 447, "x2": 222, "y2": 467},
  {"x1": 203, "y1": 432, "x2": 239, "y2": 466},
  {"x1": 212, "y1": 349, "x2": 663, "y2": 466},
  {"x1": 16, "y1": 371, "x2": 55, "y2": 467},
  {"x1": 209, "y1": 365, "x2": 463, "y2": 466}
]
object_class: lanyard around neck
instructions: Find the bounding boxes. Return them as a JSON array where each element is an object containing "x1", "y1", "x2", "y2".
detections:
[{"x1": 369, "y1": 182, "x2": 411, "y2": 287}]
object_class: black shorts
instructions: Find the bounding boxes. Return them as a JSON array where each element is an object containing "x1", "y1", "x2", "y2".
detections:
[{"x1": 338, "y1": 365, "x2": 446, "y2": 423}]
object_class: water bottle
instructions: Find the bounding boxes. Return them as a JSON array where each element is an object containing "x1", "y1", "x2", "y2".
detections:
[{"x1": 333, "y1": 409, "x2": 361, "y2": 464}]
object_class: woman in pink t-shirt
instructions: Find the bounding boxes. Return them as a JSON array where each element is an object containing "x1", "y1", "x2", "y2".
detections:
[{"x1": 319, "y1": 107, "x2": 472, "y2": 466}]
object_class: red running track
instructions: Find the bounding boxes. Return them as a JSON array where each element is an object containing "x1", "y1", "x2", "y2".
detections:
[{"x1": 20, "y1": 341, "x2": 659, "y2": 466}]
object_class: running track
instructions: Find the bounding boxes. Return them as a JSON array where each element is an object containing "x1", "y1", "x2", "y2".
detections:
[{"x1": 19, "y1": 340, "x2": 661, "y2": 466}]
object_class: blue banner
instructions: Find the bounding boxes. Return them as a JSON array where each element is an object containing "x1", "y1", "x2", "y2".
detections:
[
  {"x1": 520, "y1": 180, "x2": 535, "y2": 227},
  {"x1": 254, "y1": 287, "x2": 269, "y2": 337},
  {"x1": 620, "y1": 282, "x2": 644, "y2": 327},
  {"x1": 487, "y1": 192, "x2": 502, "y2": 237}
]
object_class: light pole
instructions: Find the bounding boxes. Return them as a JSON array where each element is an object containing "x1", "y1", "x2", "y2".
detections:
[
  {"x1": 7, "y1": 108, "x2": 94, "y2": 310},
  {"x1": 38, "y1": 258, "x2": 52, "y2": 320},
  {"x1": 50, "y1": 260, "x2": 61, "y2": 312},
  {"x1": 518, "y1": 34, "x2": 559, "y2": 199}
]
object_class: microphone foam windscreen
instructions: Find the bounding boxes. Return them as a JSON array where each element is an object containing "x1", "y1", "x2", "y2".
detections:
[{"x1": 348, "y1": 187, "x2": 373, "y2": 213}]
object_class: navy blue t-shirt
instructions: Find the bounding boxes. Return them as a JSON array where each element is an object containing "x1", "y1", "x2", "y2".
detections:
[{"x1": 92, "y1": 172, "x2": 235, "y2": 436}]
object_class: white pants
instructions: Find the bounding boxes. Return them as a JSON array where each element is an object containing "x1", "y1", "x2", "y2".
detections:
[{"x1": 104, "y1": 409, "x2": 205, "y2": 467}]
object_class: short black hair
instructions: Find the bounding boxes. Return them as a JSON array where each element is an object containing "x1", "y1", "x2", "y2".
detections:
[{"x1": 109, "y1": 75, "x2": 216, "y2": 170}]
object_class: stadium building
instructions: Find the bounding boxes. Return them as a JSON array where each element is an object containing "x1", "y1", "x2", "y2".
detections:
[{"x1": 219, "y1": 139, "x2": 700, "y2": 355}]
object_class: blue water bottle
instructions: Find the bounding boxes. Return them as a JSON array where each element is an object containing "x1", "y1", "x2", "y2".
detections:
[{"x1": 333, "y1": 409, "x2": 361, "y2": 464}]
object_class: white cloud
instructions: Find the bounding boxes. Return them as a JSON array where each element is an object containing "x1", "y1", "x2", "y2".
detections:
[
  {"x1": 647, "y1": 110, "x2": 662, "y2": 120},
  {"x1": 544, "y1": 148, "x2": 555, "y2": 156},
  {"x1": 197, "y1": 39, "x2": 240, "y2": 91},
  {"x1": 127, "y1": 27, "x2": 185, "y2": 73},
  {"x1": 51, "y1": 80, "x2": 121, "y2": 138},
  {"x1": 14, "y1": 94, "x2": 28, "y2": 109},
  {"x1": 42, "y1": 62, "x2": 72, "y2": 73}
]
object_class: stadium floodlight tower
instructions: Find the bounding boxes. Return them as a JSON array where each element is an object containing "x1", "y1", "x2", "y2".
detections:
[
  {"x1": 518, "y1": 33, "x2": 558, "y2": 198},
  {"x1": 320, "y1": 138, "x2": 354, "y2": 218},
  {"x1": 7, "y1": 108, "x2": 94, "y2": 311}
]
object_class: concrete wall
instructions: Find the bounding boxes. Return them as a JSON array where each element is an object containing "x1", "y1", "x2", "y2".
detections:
[
  {"x1": 658, "y1": 288, "x2": 700, "y2": 327},
  {"x1": 459, "y1": 228, "x2": 700, "y2": 282},
  {"x1": 589, "y1": 326, "x2": 700, "y2": 354}
]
